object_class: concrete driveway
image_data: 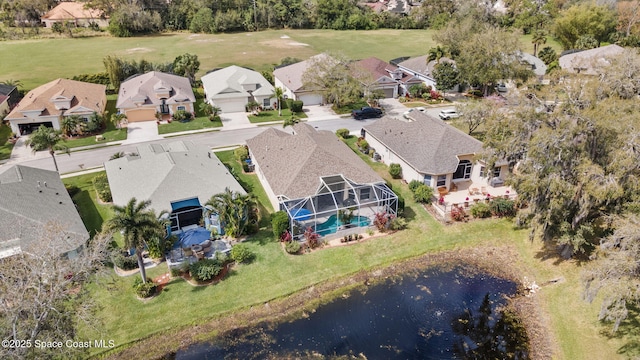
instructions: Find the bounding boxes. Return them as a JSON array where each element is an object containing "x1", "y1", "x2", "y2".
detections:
[
  {"x1": 304, "y1": 105, "x2": 336, "y2": 120},
  {"x1": 220, "y1": 112, "x2": 251, "y2": 131},
  {"x1": 123, "y1": 121, "x2": 162, "y2": 144}
]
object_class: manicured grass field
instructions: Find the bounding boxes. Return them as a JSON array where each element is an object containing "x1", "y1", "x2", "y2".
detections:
[
  {"x1": 0, "y1": 122, "x2": 15, "y2": 160},
  {"x1": 247, "y1": 108, "x2": 307, "y2": 123},
  {"x1": 0, "y1": 29, "x2": 559, "y2": 90}
]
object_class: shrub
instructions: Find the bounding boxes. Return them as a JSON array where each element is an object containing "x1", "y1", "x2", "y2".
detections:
[
  {"x1": 234, "y1": 146, "x2": 249, "y2": 162},
  {"x1": 450, "y1": 206, "x2": 466, "y2": 221},
  {"x1": 359, "y1": 139, "x2": 369, "y2": 150},
  {"x1": 112, "y1": 252, "x2": 138, "y2": 270},
  {"x1": 285, "y1": 240, "x2": 301, "y2": 254},
  {"x1": 170, "y1": 267, "x2": 183, "y2": 277},
  {"x1": 408, "y1": 180, "x2": 423, "y2": 192},
  {"x1": 413, "y1": 184, "x2": 433, "y2": 204},
  {"x1": 172, "y1": 110, "x2": 192, "y2": 122},
  {"x1": 147, "y1": 234, "x2": 175, "y2": 259},
  {"x1": 489, "y1": 197, "x2": 517, "y2": 217},
  {"x1": 389, "y1": 216, "x2": 407, "y2": 230},
  {"x1": 272, "y1": 211, "x2": 290, "y2": 239},
  {"x1": 389, "y1": 163, "x2": 402, "y2": 179},
  {"x1": 92, "y1": 173, "x2": 112, "y2": 202},
  {"x1": 132, "y1": 277, "x2": 157, "y2": 298},
  {"x1": 395, "y1": 192, "x2": 405, "y2": 216},
  {"x1": 189, "y1": 259, "x2": 223, "y2": 282},
  {"x1": 304, "y1": 227, "x2": 321, "y2": 249},
  {"x1": 470, "y1": 202, "x2": 492, "y2": 218},
  {"x1": 373, "y1": 212, "x2": 390, "y2": 232},
  {"x1": 289, "y1": 100, "x2": 304, "y2": 113},
  {"x1": 336, "y1": 128, "x2": 350, "y2": 138},
  {"x1": 230, "y1": 243, "x2": 255, "y2": 263}
]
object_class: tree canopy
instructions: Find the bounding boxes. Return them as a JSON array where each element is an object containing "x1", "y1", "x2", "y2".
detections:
[{"x1": 552, "y1": 3, "x2": 617, "y2": 50}]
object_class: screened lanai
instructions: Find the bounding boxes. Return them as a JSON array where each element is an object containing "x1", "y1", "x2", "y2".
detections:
[{"x1": 279, "y1": 175, "x2": 398, "y2": 239}]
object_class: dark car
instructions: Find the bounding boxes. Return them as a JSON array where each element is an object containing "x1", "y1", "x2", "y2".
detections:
[{"x1": 352, "y1": 107, "x2": 383, "y2": 120}]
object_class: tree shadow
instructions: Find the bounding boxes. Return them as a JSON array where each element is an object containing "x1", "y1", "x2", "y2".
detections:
[
  {"x1": 402, "y1": 205, "x2": 417, "y2": 222},
  {"x1": 73, "y1": 190, "x2": 103, "y2": 236},
  {"x1": 533, "y1": 241, "x2": 592, "y2": 267},
  {"x1": 600, "y1": 306, "x2": 640, "y2": 358}
]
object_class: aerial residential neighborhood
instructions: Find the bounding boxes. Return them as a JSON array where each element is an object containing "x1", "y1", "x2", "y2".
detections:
[{"x1": 1, "y1": 0, "x2": 639, "y2": 358}]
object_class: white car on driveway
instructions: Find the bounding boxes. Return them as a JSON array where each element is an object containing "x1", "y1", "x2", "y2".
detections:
[{"x1": 438, "y1": 109, "x2": 461, "y2": 120}]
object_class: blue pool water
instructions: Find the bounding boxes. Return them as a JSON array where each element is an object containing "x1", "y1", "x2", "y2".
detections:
[
  {"x1": 173, "y1": 227, "x2": 211, "y2": 248},
  {"x1": 316, "y1": 214, "x2": 371, "y2": 236}
]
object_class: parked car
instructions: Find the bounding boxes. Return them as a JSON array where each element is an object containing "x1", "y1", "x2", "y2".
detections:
[
  {"x1": 438, "y1": 109, "x2": 460, "y2": 120},
  {"x1": 402, "y1": 107, "x2": 426, "y2": 119},
  {"x1": 496, "y1": 83, "x2": 507, "y2": 93},
  {"x1": 352, "y1": 107, "x2": 383, "y2": 120}
]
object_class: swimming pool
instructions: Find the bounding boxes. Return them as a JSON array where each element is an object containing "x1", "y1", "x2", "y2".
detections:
[{"x1": 315, "y1": 214, "x2": 371, "y2": 236}]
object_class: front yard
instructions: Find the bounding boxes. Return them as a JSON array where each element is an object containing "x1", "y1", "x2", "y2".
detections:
[
  {"x1": 248, "y1": 109, "x2": 307, "y2": 124},
  {"x1": 64, "y1": 94, "x2": 127, "y2": 149},
  {"x1": 158, "y1": 89, "x2": 222, "y2": 134}
]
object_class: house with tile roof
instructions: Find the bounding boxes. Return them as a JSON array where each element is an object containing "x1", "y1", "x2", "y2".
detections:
[
  {"x1": 5, "y1": 78, "x2": 106, "y2": 136},
  {"x1": 352, "y1": 57, "x2": 422, "y2": 98},
  {"x1": 246, "y1": 123, "x2": 398, "y2": 238},
  {"x1": 273, "y1": 54, "x2": 333, "y2": 106},
  {"x1": 104, "y1": 140, "x2": 245, "y2": 232},
  {"x1": 41, "y1": 1, "x2": 108, "y2": 28},
  {"x1": 117, "y1": 71, "x2": 196, "y2": 122},
  {"x1": 201, "y1": 66, "x2": 275, "y2": 113},
  {"x1": 559, "y1": 44, "x2": 625, "y2": 75},
  {"x1": 0, "y1": 165, "x2": 89, "y2": 259},
  {"x1": 363, "y1": 114, "x2": 513, "y2": 194}
]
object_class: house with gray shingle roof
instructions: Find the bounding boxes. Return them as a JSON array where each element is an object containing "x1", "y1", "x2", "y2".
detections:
[
  {"x1": 104, "y1": 140, "x2": 245, "y2": 232},
  {"x1": 0, "y1": 83, "x2": 19, "y2": 117},
  {"x1": 273, "y1": 54, "x2": 333, "y2": 106},
  {"x1": 201, "y1": 65, "x2": 275, "y2": 113},
  {"x1": 397, "y1": 55, "x2": 457, "y2": 90},
  {"x1": 0, "y1": 165, "x2": 89, "y2": 259},
  {"x1": 363, "y1": 114, "x2": 509, "y2": 192},
  {"x1": 117, "y1": 71, "x2": 195, "y2": 123},
  {"x1": 246, "y1": 123, "x2": 398, "y2": 238},
  {"x1": 559, "y1": 44, "x2": 625, "y2": 75}
]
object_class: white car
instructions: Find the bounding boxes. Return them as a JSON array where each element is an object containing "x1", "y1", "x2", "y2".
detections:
[
  {"x1": 402, "y1": 107, "x2": 426, "y2": 119},
  {"x1": 438, "y1": 109, "x2": 460, "y2": 120}
]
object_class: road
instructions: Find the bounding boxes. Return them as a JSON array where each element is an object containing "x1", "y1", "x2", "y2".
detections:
[{"x1": 11, "y1": 116, "x2": 382, "y2": 175}]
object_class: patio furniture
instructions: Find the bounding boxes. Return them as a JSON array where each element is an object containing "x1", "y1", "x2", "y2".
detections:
[
  {"x1": 196, "y1": 251, "x2": 205, "y2": 260},
  {"x1": 490, "y1": 177, "x2": 504, "y2": 187},
  {"x1": 191, "y1": 244, "x2": 203, "y2": 253},
  {"x1": 182, "y1": 247, "x2": 193, "y2": 256},
  {"x1": 437, "y1": 186, "x2": 448, "y2": 197},
  {"x1": 469, "y1": 187, "x2": 479, "y2": 196}
]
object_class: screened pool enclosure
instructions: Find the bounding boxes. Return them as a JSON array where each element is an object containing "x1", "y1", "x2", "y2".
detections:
[{"x1": 279, "y1": 175, "x2": 398, "y2": 239}]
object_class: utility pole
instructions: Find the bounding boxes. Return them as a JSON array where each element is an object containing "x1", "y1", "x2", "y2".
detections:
[{"x1": 253, "y1": 0, "x2": 258, "y2": 31}]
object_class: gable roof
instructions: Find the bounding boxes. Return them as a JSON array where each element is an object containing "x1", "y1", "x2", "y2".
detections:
[
  {"x1": 201, "y1": 66, "x2": 274, "y2": 100},
  {"x1": 0, "y1": 84, "x2": 16, "y2": 97},
  {"x1": 520, "y1": 52, "x2": 547, "y2": 77},
  {"x1": 559, "y1": 44, "x2": 625, "y2": 75},
  {"x1": 397, "y1": 55, "x2": 455, "y2": 79},
  {"x1": 273, "y1": 54, "x2": 332, "y2": 93},
  {"x1": 246, "y1": 123, "x2": 384, "y2": 199},
  {"x1": 363, "y1": 114, "x2": 483, "y2": 175},
  {"x1": 0, "y1": 165, "x2": 89, "y2": 258},
  {"x1": 5, "y1": 78, "x2": 106, "y2": 120},
  {"x1": 116, "y1": 71, "x2": 196, "y2": 109},
  {"x1": 41, "y1": 2, "x2": 104, "y2": 21},
  {"x1": 104, "y1": 141, "x2": 245, "y2": 214}
]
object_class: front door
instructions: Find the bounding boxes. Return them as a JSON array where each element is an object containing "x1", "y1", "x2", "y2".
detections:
[{"x1": 160, "y1": 100, "x2": 170, "y2": 114}]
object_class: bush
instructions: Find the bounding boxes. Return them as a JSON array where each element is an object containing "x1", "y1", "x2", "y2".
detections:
[
  {"x1": 285, "y1": 240, "x2": 301, "y2": 254},
  {"x1": 189, "y1": 259, "x2": 223, "y2": 282},
  {"x1": 470, "y1": 202, "x2": 492, "y2": 218},
  {"x1": 359, "y1": 139, "x2": 369, "y2": 150},
  {"x1": 408, "y1": 180, "x2": 423, "y2": 192},
  {"x1": 272, "y1": 210, "x2": 290, "y2": 239},
  {"x1": 234, "y1": 145, "x2": 249, "y2": 162},
  {"x1": 373, "y1": 212, "x2": 390, "y2": 232},
  {"x1": 489, "y1": 197, "x2": 517, "y2": 217},
  {"x1": 395, "y1": 192, "x2": 405, "y2": 216},
  {"x1": 133, "y1": 277, "x2": 157, "y2": 298},
  {"x1": 389, "y1": 217, "x2": 407, "y2": 230},
  {"x1": 389, "y1": 163, "x2": 402, "y2": 179},
  {"x1": 413, "y1": 184, "x2": 433, "y2": 204},
  {"x1": 230, "y1": 243, "x2": 255, "y2": 263},
  {"x1": 147, "y1": 234, "x2": 175, "y2": 259},
  {"x1": 304, "y1": 227, "x2": 321, "y2": 249},
  {"x1": 289, "y1": 100, "x2": 304, "y2": 113},
  {"x1": 112, "y1": 252, "x2": 138, "y2": 270},
  {"x1": 92, "y1": 173, "x2": 112, "y2": 202},
  {"x1": 172, "y1": 110, "x2": 192, "y2": 122},
  {"x1": 450, "y1": 206, "x2": 466, "y2": 221},
  {"x1": 336, "y1": 128, "x2": 350, "y2": 138}
]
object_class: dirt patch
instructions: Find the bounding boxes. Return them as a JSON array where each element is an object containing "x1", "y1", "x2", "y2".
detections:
[
  {"x1": 122, "y1": 47, "x2": 153, "y2": 54},
  {"x1": 260, "y1": 39, "x2": 309, "y2": 48},
  {"x1": 104, "y1": 245, "x2": 554, "y2": 360}
]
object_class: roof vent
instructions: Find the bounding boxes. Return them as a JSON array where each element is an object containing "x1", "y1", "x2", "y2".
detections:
[
  {"x1": 44, "y1": 182, "x2": 47, "y2": 187},
  {"x1": 59, "y1": 201, "x2": 63, "y2": 204}
]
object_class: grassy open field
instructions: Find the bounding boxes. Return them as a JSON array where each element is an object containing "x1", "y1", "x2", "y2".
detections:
[{"x1": 0, "y1": 29, "x2": 559, "y2": 90}]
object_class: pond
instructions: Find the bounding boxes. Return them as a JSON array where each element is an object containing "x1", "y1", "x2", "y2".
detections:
[{"x1": 176, "y1": 266, "x2": 529, "y2": 359}]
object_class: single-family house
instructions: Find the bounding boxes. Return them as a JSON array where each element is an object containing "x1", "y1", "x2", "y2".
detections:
[
  {"x1": 116, "y1": 71, "x2": 196, "y2": 122},
  {"x1": 363, "y1": 114, "x2": 511, "y2": 196},
  {"x1": 0, "y1": 84, "x2": 20, "y2": 117},
  {"x1": 0, "y1": 165, "x2": 89, "y2": 259},
  {"x1": 520, "y1": 53, "x2": 547, "y2": 79},
  {"x1": 352, "y1": 57, "x2": 422, "y2": 98},
  {"x1": 104, "y1": 140, "x2": 245, "y2": 233},
  {"x1": 559, "y1": 44, "x2": 625, "y2": 75},
  {"x1": 397, "y1": 55, "x2": 456, "y2": 90},
  {"x1": 5, "y1": 78, "x2": 106, "y2": 136},
  {"x1": 201, "y1": 66, "x2": 275, "y2": 113},
  {"x1": 246, "y1": 123, "x2": 398, "y2": 238},
  {"x1": 273, "y1": 54, "x2": 331, "y2": 106},
  {"x1": 41, "y1": 2, "x2": 108, "y2": 28}
]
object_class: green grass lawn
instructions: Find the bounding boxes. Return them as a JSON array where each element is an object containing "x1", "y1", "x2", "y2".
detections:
[
  {"x1": 64, "y1": 94, "x2": 128, "y2": 149},
  {"x1": 248, "y1": 108, "x2": 307, "y2": 123},
  {"x1": 62, "y1": 171, "x2": 114, "y2": 237},
  {"x1": 158, "y1": 89, "x2": 223, "y2": 134},
  {"x1": 0, "y1": 122, "x2": 15, "y2": 160}
]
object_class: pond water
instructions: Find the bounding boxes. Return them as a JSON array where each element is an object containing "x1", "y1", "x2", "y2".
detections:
[{"x1": 176, "y1": 266, "x2": 528, "y2": 359}]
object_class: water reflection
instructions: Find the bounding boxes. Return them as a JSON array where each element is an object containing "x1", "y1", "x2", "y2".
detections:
[{"x1": 177, "y1": 266, "x2": 527, "y2": 359}]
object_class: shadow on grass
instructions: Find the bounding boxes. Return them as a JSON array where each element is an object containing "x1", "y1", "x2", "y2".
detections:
[
  {"x1": 402, "y1": 205, "x2": 417, "y2": 222},
  {"x1": 73, "y1": 190, "x2": 103, "y2": 236},
  {"x1": 598, "y1": 306, "x2": 640, "y2": 358},
  {"x1": 533, "y1": 240, "x2": 593, "y2": 266}
]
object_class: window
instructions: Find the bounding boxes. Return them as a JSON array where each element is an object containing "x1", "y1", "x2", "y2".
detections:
[
  {"x1": 493, "y1": 167, "x2": 501, "y2": 178},
  {"x1": 436, "y1": 175, "x2": 446, "y2": 187},
  {"x1": 263, "y1": 98, "x2": 270, "y2": 107},
  {"x1": 360, "y1": 187, "x2": 371, "y2": 200},
  {"x1": 479, "y1": 166, "x2": 486, "y2": 178},
  {"x1": 177, "y1": 105, "x2": 185, "y2": 111},
  {"x1": 453, "y1": 160, "x2": 472, "y2": 180},
  {"x1": 423, "y1": 174, "x2": 432, "y2": 186}
]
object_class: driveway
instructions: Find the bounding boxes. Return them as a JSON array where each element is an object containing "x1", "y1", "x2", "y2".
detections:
[
  {"x1": 304, "y1": 105, "x2": 336, "y2": 120},
  {"x1": 378, "y1": 98, "x2": 407, "y2": 117},
  {"x1": 123, "y1": 121, "x2": 162, "y2": 144},
  {"x1": 219, "y1": 112, "x2": 251, "y2": 131}
]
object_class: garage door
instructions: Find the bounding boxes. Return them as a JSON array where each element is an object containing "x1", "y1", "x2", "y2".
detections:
[
  {"x1": 214, "y1": 99, "x2": 247, "y2": 113},
  {"x1": 298, "y1": 93, "x2": 323, "y2": 106},
  {"x1": 383, "y1": 88, "x2": 394, "y2": 98},
  {"x1": 126, "y1": 108, "x2": 156, "y2": 122}
]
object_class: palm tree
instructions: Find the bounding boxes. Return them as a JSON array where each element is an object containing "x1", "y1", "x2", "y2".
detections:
[
  {"x1": 272, "y1": 86, "x2": 284, "y2": 116},
  {"x1": 24, "y1": 125, "x2": 69, "y2": 172},
  {"x1": 104, "y1": 198, "x2": 163, "y2": 283},
  {"x1": 427, "y1": 46, "x2": 446, "y2": 65},
  {"x1": 60, "y1": 115, "x2": 79, "y2": 136},
  {"x1": 0, "y1": 79, "x2": 22, "y2": 88},
  {"x1": 206, "y1": 188, "x2": 257, "y2": 239},
  {"x1": 532, "y1": 30, "x2": 547, "y2": 57}
]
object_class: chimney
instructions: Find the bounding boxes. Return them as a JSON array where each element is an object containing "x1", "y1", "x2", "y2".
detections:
[{"x1": 44, "y1": 181, "x2": 47, "y2": 187}]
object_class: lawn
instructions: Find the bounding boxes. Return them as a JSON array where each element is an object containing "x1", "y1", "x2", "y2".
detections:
[
  {"x1": 61, "y1": 171, "x2": 114, "y2": 237},
  {"x1": 158, "y1": 88, "x2": 223, "y2": 135},
  {"x1": 0, "y1": 29, "x2": 563, "y2": 90},
  {"x1": 0, "y1": 122, "x2": 15, "y2": 160},
  {"x1": 247, "y1": 108, "x2": 307, "y2": 123},
  {"x1": 64, "y1": 94, "x2": 128, "y2": 149}
]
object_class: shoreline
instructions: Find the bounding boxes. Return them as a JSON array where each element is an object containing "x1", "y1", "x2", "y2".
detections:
[{"x1": 102, "y1": 244, "x2": 554, "y2": 360}]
